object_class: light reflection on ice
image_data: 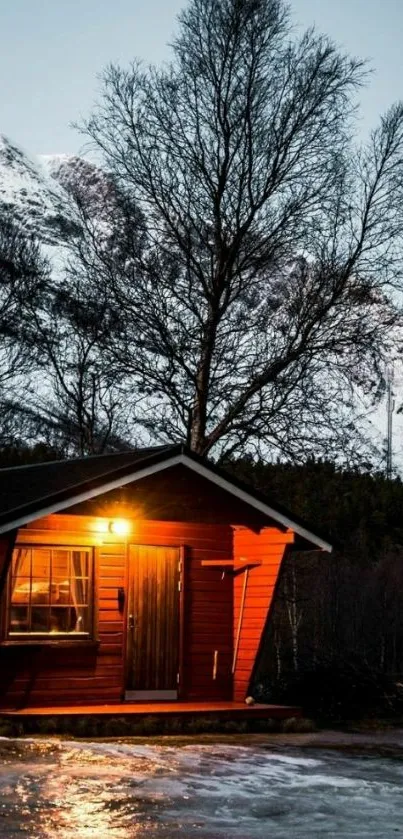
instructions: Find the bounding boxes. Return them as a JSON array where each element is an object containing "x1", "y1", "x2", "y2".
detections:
[{"x1": 0, "y1": 739, "x2": 402, "y2": 838}]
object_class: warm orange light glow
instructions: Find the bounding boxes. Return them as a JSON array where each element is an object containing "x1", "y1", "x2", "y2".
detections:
[
  {"x1": 91, "y1": 519, "x2": 109, "y2": 534},
  {"x1": 108, "y1": 518, "x2": 131, "y2": 536}
]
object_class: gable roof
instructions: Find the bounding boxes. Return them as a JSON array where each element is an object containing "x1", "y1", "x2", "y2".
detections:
[{"x1": 0, "y1": 443, "x2": 332, "y2": 551}]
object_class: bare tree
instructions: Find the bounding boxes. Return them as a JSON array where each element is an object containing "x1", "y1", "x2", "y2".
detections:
[
  {"x1": 25, "y1": 267, "x2": 134, "y2": 456},
  {"x1": 78, "y1": 0, "x2": 403, "y2": 458},
  {"x1": 0, "y1": 162, "x2": 143, "y2": 457},
  {"x1": 0, "y1": 217, "x2": 49, "y2": 443}
]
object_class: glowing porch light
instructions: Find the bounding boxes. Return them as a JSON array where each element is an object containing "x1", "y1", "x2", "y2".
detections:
[{"x1": 108, "y1": 519, "x2": 131, "y2": 536}]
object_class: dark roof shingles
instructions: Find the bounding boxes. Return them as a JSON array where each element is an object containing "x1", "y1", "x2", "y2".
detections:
[{"x1": 0, "y1": 444, "x2": 177, "y2": 524}]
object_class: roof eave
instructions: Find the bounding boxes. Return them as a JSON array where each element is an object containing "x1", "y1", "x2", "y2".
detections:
[{"x1": 0, "y1": 449, "x2": 332, "y2": 552}]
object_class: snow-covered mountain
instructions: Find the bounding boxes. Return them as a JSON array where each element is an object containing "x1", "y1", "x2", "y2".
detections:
[
  {"x1": 0, "y1": 135, "x2": 81, "y2": 245},
  {"x1": 41, "y1": 153, "x2": 116, "y2": 220},
  {"x1": 0, "y1": 135, "x2": 113, "y2": 248}
]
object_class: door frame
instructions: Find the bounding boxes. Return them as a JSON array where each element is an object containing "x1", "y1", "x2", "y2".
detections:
[{"x1": 123, "y1": 543, "x2": 185, "y2": 701}]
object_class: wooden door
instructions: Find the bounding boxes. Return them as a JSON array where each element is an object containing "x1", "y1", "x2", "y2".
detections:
[{"x1": 125, "y1": 545, "x2": 180, "y2": 699}]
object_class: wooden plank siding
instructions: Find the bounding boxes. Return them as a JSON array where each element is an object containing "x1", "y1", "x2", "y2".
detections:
[
  {"x1": 0, "y1": 515, "x2": 234, "y2": 708},
  {"x1": 184, "y1": 542, "x2": 233, "y2": 700},
  {"x1": 232, "y1": 527, "x2": 293, "y2": 701}
]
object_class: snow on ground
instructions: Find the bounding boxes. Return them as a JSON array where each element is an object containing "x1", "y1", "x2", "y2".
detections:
[{"x1": 1, "y1": 737, "x2": 403, "y2": 837}]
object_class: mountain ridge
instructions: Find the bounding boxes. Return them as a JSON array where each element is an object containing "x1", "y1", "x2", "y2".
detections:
[{"x1": 0, "y1": 135, "x2": 110, "y2": 248}]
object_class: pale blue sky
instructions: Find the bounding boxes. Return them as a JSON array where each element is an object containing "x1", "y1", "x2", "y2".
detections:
[{"x1": 0, "y1": 0, "x2": 402, "y2": 155}]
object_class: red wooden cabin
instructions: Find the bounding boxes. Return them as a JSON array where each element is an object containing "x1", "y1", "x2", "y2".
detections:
[{"x1": 0, "y1": 444, "x2": 331, "y2": 709}]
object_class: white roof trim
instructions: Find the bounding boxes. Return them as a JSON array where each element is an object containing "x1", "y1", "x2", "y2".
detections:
[
  {"x1": 0, "y1": 452, "x2": 332, "y2": 551},
  {"x1": 179, "y1": 455, "x2": 332, "y2": 552},
  {"x1": 0, "y1": 454, "x2": 184, "y2": 535}
]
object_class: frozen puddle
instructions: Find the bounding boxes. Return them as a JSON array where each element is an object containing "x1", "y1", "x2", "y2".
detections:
[{"x1": 0, "y1": 737, "x2": 403, "y2": 837}]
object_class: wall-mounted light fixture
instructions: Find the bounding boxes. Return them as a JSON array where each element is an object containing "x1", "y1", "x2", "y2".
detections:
[{"x1": 108, "y1": 519, "x2": 131, "y2": 536}]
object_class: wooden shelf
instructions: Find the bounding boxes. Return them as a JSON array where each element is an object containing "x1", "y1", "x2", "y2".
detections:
[
  {"x1": 201, "y1": 560, "x2": 234, "y2": 567},
  {"x1": 201, "y1": 560, "x2": 262, "y2": 569}
]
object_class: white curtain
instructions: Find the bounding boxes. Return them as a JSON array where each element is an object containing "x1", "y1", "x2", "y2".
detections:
[
  {"x1": 10, "y1": 548, "x2": 30, "y2": 598},
  {"x1": 70, "y1": 551, "x2": 87, "y2": 632}
]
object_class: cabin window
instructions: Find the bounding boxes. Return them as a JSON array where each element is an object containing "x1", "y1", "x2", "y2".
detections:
[{"x1": 7, "y1": 546, "x2": 93, "y2": 638}]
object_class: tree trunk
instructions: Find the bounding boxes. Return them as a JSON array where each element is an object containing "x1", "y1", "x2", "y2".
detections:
[{"x1": 284, "y1": 557, "x2": 302, "y2": 673}]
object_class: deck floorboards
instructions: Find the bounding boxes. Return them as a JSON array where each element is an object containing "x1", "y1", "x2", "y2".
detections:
[{"x1": 0, "y1": 701, "x2": 301, "y2": 719}]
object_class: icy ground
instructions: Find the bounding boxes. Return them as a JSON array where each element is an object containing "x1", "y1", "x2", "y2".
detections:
[{"x1": 0, "y1": 736, "x2": 403, "y2": 838}]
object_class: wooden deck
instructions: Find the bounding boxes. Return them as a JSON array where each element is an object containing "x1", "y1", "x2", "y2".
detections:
[{"x1": 0, "y1": 701, "x2": 301, "y2": 720}]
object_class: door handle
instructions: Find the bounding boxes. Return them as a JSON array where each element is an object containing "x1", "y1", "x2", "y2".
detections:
[{"x1": 129, "y1": 614, "x2": 135, "y2": 631}]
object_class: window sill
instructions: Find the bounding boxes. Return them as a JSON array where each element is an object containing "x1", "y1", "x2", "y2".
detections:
[{"x1": 0, "y1": 639, "x2": 99, "y2": 649}]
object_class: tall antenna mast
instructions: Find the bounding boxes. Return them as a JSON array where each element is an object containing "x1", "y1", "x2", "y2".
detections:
[{"x1": 386, "y1": 363, "x2": 395, "y2": 480}]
